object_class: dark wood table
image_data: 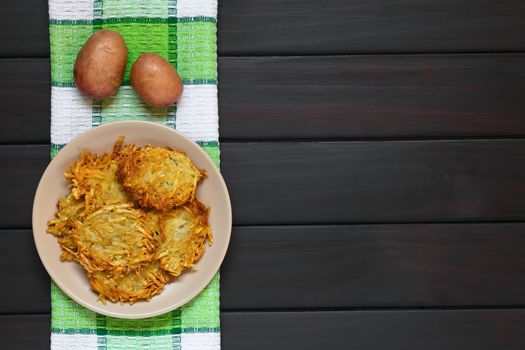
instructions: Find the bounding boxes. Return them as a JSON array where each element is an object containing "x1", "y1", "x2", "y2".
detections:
[{"x1": 2, "y1": 1, "x2": 525, "y2": 348}]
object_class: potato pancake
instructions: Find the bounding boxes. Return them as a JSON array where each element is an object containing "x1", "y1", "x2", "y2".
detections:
[
  {"x1": 73, "y1": 203, "x2": 155, "y2": 274},
  {"x1": 156, "y1": 201, "x2": 212, "y2": 276},
  {"x1": 89, "y1": 261, "x2": 170, "y2": 304},
  {"x1": 118, "y1": 145, "x2": 205, "y2": 211},
  {"x1": 66, "y1": 137, "x2": 130, "y2": 212},
  {"x1": 47, "y1": 192, "x2": 86, "y2": 261}
]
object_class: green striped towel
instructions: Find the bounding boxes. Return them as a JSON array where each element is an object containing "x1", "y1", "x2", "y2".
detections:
[{"x1": 49, "y1": 0, "x2": 220, "y2": 349}]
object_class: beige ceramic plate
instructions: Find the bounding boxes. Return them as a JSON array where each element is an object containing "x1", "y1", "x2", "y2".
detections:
[{"x1": 32, "y1": 121, "x2": 232, "y2": 319}]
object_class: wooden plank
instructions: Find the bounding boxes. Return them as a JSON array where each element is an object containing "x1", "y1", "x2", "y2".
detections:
[
  {"x1": 3, "y1": 1, "x2": 525, "y2": 56},
  {"x1": 6, "y1": 224, "x2": 525, "y2": 313},
  {"x1": 0, "y1": 145, "x2": 49, "y2": 228},
  {"x1": 222, "y1": 224, "x2": 525, "y2": 309},
  {"x1": 219, "y1": 54, "x2": 525, "y2": 139},
  {"x1": 222, "y1": 140, "x2": 525, "y2": 225},
  {"x1": 3, "y1": 310, "x2": 525, "y2": 350},
  {"x1": 0, "y1": 230, "x2": 49, "y2": 313},
  {"x1": 0, "y1": 59, "x2": 50, "y2": 144},
  {"x1": 218, "y1": 0, "x2": 525, "y2": 55},
  {"x1": 222, "y1": 310, "x2": 525, "y2": 350},
  {"x1": 3, "y1": 140, "x2": 525, "y2": 227},
  {"x1": 0, "y1": 315, "x2": 50, "y2": 350},
  {"x1": 0, "y1": 0, "x2": 49, "y2": 57},
  {"x1": 3, "y1": 55, "x2": 525, "y2": 144}
]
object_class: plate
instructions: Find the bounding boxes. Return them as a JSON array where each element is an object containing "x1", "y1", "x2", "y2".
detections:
[{"x1": 32, "y1": 121, "x2": 232, "y2": 319}]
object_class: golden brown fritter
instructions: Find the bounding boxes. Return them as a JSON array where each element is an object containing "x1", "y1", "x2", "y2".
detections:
[
  {"x1": 47, "y1": 192, "x2": 86, "y2": 261},
  {"x1": 156, "y1": 200, "x2": 213, "y2": 277},
  {"x1": 89, "y1": 261, "x2": 171, "y2": 304},
  {"x1": 65, "y1": 136, "x2": 131, "y2": 212},
  {"x1": 73, "y1": 203, "x2": 155, "y2": 275},
  {"x1": 118, "y1": 145, "x2": 205, "y2": 211}
]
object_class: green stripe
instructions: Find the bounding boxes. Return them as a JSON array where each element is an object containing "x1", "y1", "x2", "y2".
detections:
[
  {"x1": 196, "y1": 140, "x2": 219, "y2": 148},
  {"x1": 52, "y1": 328, "x2": 97, "y2": 335},
  {"x1": 171, "y1": 306, "x2": 181, "y2": 349},
  {"x1": 167, "y1": 0, "x2": 178, "y2": 131},
  {"x1": 92, "y1": 100, "x2": 102, "y2": 127},
  {"x1": 50, "y1": 19, "x2": 93, "y2": 25},
  {"x1": 52, "y1": 82, "x2": 77, "y2": 88},
  {"x1": 96, "y1": 313, "x2": 107, "y2": 349},
  {"x1": 99, "y1": 6, "x2": 170, "y2": 127},
  {"x1": 51, "y1": 79, "x2": 217, "y2": 88},
  {"x1": 174, "y1": 16, "x2": 216, "y2": 23},
  {"x1": 51, "y1": 327, "x2": 220, "y2": 336},
  {"x1": 183, "y1": 79, "x2": 218, "y2": 85},
  {"x1": 50, "y1": 143, "x2": 64, "y2": 158},
  {"x1": 92, "y1": 1, "x2": 107, "y2": 348},
  {"x1": 49, "y1": 16, "x2": 216, "y2": 26},
  {"x1": 50, "y1": 20, "x2": 217, "y2": 85}
]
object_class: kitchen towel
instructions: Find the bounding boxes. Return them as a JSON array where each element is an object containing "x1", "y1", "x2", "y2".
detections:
[{"x1": 49, "y1": 0, "x2": 220, "y2": 349}]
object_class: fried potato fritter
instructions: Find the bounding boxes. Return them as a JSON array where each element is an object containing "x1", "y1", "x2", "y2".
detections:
[
  {"x1": 65, "y1": 136, "x2": 131, "y2": 212},
  {"x1": 47, "y1": 193, "x2": 86, "y2": 261},
  {"x1": 157, "y1": 201, "x2": 213, "y2": 277},
  {"x1": 89, "y1": 261, "x2": 171, "y2": 304},
  {"x1": 73, "y1": 203, "x2": 155, "y2": 275},
  {"x1": 118, "y1": 145, "x2": 205, "y2": 211}
]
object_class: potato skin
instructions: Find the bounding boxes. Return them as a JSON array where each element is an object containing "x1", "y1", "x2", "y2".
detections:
[
  {"x1": 74, "y1": 30, "x2": 128, "y2": 99},
  {"x1": 130, "y1": 53, "x2": 184, "y2": 108}
]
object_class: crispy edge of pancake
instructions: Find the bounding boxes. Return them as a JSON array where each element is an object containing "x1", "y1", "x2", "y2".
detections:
[
  {"x1": 65, "y1": 136, "x2": 133, "y2": 213},
  {"x1": 144, "y1": 209, "x2": 163, "y2": 246},
  {"x1": 156, "y1": 200, "x2": 213, "y2": 277},
  {"x1": 73, "y1": 203, "x2": 156, "y2": 275},
  {"x1": 118, "y1": 145, "x2": 206, "y2": 211},
  {"x1": 88, "y1": 261, "x2": 171, "y2": 304},
  {"x1": 47, "y1": 192, "x2": 86, "y2": 261}
]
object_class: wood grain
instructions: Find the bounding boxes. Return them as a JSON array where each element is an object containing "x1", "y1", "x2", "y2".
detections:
[
  {"x1": 0, "y1": 315, "x2": 50, "y2": 350},
  {"x1": 3, "y1": 55, "x2": 525, "y2": 144},
  {"x1": 3, "y1": 310, "x2": 525, "y2": 350},
  {"x1": 0, "y1": 59, "x2": 50, "y2": 144},
  {"x1": 218, "y1": 0, "x2": 525, "y2": 55},
  {"x1": 221, "y1": 224, "x2": 525, "y2": 309},
  {"x1": 3, "y1": 140, "x2": 525, "y2": 228},
  {"x1": 219, "y1": 54, "x2": 525, "y2": 139},
  {"x1": 222, "y1": 140, "x2": 525, "y2": 225},
  {"x1": 0, "y1": 230, "x2": 49, "y2": 313},
  {"x1": 3, "y1": 1, "x2": 525, "y2": 56},
  {"x1": 0, "y1": 0, "x2": 49, "y2": 57},
  {"x1": 222, "y1": 309, "x2": 525, "y2": 350},
  {"x1": 0, "y1": 145, "x2": 48, "y2": 228},
  {"x1": 7, "y1": 224, "x2": 525, "y2": 313}
]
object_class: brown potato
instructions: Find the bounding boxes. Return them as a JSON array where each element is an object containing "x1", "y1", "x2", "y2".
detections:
[
  {"x1": 130, "y1": 53, "x2": 183, "y2": 108},
  {"x1": 74, "y1": 30, "x2": 128, "y2": 99}
]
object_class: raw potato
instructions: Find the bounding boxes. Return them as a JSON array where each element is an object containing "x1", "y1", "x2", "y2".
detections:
[
  {"x1": 74, "y1": 30, "x2": 128, "y2": 99},
  {"x1": 131, "y1": 53, "x2": 183, "y2": 108}
]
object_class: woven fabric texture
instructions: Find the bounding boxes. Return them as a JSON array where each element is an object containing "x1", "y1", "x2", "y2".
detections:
[{"x1": 48, "y1": 0, "x2": 220, "y2": 349}]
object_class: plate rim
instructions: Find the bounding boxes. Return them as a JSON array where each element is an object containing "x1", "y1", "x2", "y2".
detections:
[{"x1": 32, "y1": 120, "x2": 232, "y2": 319}]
